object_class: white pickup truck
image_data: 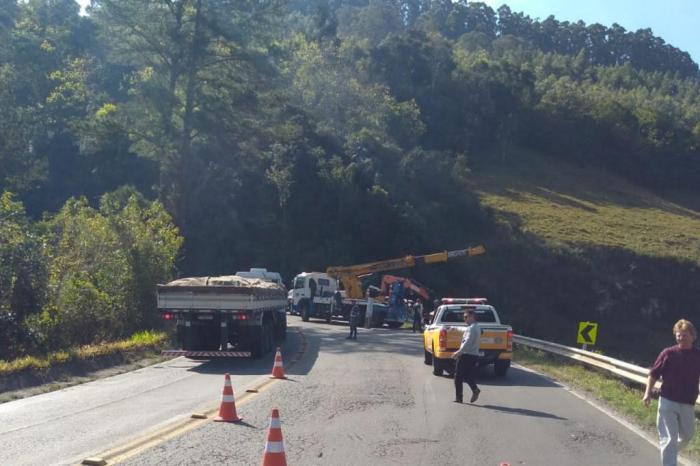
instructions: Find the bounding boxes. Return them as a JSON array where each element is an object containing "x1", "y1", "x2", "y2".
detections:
[
  {"x1": 423, "y1": 298, "x2": 513, "y2": 376},
  {"x1": 157, "y1": 274, "x2": 287, "y2": 358}
]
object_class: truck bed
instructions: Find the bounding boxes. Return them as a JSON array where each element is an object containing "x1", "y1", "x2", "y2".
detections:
[{"x1": 157, "y1": 275, "x2": 287, "y2": 311}]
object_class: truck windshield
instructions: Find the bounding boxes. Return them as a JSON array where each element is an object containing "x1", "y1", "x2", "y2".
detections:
[{"x1": 293, "y1": 277, "x2": 306, "y2": 289}]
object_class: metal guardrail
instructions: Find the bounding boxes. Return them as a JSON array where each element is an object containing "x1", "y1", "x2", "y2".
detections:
[{"x1": 513, "y1": 334, "x2": 700, "y2": 406}]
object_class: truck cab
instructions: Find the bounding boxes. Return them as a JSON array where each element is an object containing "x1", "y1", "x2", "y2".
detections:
[{"x1": 291, "y1": 272, "x2": 339, "y2": 322}]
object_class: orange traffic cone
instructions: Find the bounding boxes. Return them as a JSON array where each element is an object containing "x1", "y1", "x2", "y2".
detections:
[
  {"x1": 270, "y1": 347, "x2": 286, "y2": 379},
  {"x1": 214, "y1": 373, "x2": 242, "y2": 422},
  {"x1": 261, "y1": 408, "x2": 287, "y2": 466}
]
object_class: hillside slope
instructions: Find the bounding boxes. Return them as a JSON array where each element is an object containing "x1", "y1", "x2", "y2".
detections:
[
  {"x1": 472, "y1": 152, "x2": 700, "y2": 265},
  {"x1": 463, "y1": 151, "x2": 700, "y2": 364}
]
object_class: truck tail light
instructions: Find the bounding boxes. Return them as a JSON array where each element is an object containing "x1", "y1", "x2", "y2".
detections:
[
  {"x1": 162, "y1": 311, "x2": 175, "y2": 320},
  {"x1": 439, "y1": 329, "x2": 447, "y2": 351},
  {"x1": 231, "y1": 311, "x2": 249, "y2": 320},
  {"x1": 507, "y1": 329, "x2": 513, "y2": 351}
]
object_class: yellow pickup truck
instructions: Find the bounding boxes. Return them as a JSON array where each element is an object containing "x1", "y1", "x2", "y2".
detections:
[{"x1": 423, "y1": 298, "x2": 512, "y2": 377}]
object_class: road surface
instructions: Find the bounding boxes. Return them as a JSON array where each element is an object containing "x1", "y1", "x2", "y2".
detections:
[{"x1": 0, "y1": 317, "x2": 664, "y2": 465}]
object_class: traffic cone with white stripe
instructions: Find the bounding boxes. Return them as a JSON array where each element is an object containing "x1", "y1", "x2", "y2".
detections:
[
  {"x1": 270, "y1": 347, "x2": 286, "y2": 379},
  {"x1": 214, "y1": 373, "x2": 242, "y2": 422},
  {"x1": 261, "y1": 408, "x2": 286, "y2": 466}
]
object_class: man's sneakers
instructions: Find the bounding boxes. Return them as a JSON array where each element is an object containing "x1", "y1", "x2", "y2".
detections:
[{"x1": 470, "y1": 388, "x2": 480, "y2": 403}]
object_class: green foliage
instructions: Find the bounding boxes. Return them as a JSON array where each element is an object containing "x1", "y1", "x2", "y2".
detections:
[
  {"x1": 100, "y1": 188, "x2": 184, "y2": 331},
  {"x1": 31, "y1": 197, "x2": 132, "y2": 348},
  {"x1": 2, "y1": 0, "x2": 700, "y2": 364},
  {"x1": 0, "y1": 192, "x2": 46, "y2": 358},
  {"x1": 22, "y1": 192, "x2": 182, "y2": 353}
]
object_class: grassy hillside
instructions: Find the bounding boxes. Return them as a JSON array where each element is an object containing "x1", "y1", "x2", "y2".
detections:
[
  {"x1": 460, "y1": 151, "x2": 700, "y2": 364},
  {"x1": 471, "y1": 152, "x2": 700, "y2": 265}
]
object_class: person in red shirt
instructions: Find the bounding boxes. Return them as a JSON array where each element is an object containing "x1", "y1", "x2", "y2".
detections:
[{"x1": 643, "y1": 319, "x2": 700, "y2": 466}]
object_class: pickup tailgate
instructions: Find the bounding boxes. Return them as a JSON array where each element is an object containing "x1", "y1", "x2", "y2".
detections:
[{"x1": 444, "y1": 325, "x2": 511, "y2": 351}]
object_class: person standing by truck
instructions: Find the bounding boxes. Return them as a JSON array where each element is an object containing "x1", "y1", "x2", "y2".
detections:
[
  {"x1": 643, "y1": 319, "x2": 700, "y2": 466},
  {"x1": 451, "y1": 309, "x2": 481, "y2": 403},
  {"x1": 348, "y1": 303, "x2": 360, "y2": 340},
  {"x1": 412, "y1": 301, "x2": 423, "y2": 333}
]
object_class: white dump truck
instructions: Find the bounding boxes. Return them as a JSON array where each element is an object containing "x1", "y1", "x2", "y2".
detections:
[{"x1": 157, "y1": 274, "x2": 287, "y2": 358}]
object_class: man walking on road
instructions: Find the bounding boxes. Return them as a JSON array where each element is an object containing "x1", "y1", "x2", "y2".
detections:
[
  {"x1": 452, "y1": 309, "x2": 480, "y2": 403},
  {"x1": 643, "y1": 319, "x2": 700, "y2": 466}
]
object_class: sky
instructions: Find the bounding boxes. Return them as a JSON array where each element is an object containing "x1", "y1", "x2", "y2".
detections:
[
  {"x1": 480, "y1": 0, "x2": 699, "y2": 64},
  {"x1": 75, "y1": 0, "x2": 700, "y2": 65}
]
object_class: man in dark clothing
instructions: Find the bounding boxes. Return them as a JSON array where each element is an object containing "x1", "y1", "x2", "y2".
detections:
[
  {"x1": 412, "y1": 303, "x2": 422, "y2": 333},
  {"x1": 347, "y1": 304, "x2": 360, "y2": 340},
  {"x1": 643, "y1": 319, "x2": 700, "y2": 466},
  {"x1": 452, "y1": 309, "x2": 481, "y2": 403}
]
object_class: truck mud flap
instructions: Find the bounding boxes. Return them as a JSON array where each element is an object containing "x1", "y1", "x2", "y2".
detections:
[{"x1": 162, "y1": 350, "x2": 252, "y2": 358}]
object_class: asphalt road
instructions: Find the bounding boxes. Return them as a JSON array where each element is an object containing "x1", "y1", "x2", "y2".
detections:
[
  {"x1": 0, "y1": 317, "x2": 664, "y2": 465},
  {"x1": 122, "y1": 317, "x2": 661, "y2": 466},
  {"x1": 0, "y1": 330, "x2": 304, "y2": 466}
]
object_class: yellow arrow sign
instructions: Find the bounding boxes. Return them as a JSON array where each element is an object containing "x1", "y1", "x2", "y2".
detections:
[{"x1": 577, "y1": 321, "x2": 598, "y2": 345}]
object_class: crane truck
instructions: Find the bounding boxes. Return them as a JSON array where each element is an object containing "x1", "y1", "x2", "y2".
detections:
[
  {"x1": 290, "y1": 245, "x2": 486, "y2": 325},
  {"x1": 379, "y1": 275, "x2": 431, "y2": 328}
]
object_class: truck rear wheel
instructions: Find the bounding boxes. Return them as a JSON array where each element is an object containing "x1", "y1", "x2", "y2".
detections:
[
  {"x1": 252, "y1": 322, "x2": 273, "y2": 358},
  {"x1": 275, "y1": 319, "x2": 287, "y2": 340},
  {"x1": 432, "y1": 355, "x2": 443, "y2": 376},
  {"x1": 494, "y1": 359, "x2": 510, "y2": 377},
  {"x1": 263, "y1": 321, "x2": 274, "y2": 354}
]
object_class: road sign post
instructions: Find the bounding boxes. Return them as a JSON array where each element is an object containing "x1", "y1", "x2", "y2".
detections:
[{"x1": 577, "y1": 321, "x2": 598, "y2": 349}]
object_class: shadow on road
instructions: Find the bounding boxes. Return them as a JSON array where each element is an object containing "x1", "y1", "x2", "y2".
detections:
[
  {"x1": 180, "y1": 326, "x2": 305, "y2": 377},
  {"x1": 469, "y1": 403, "x2": 567, "y2": 420}
]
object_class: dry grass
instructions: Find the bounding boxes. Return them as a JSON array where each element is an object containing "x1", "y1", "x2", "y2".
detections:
[
  {"x1": 470, "y1": 152, "x2": 700, "y2": 264},
  {"x1": 0, "y1": 330, "x2": 168, "y2": 376}
]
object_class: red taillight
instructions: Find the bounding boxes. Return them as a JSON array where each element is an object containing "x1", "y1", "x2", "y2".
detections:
[
  {"x1": 231, "y1": 312, "x2": 249, "y2": 320},
  {"x1": 162, "y1": 312, "x2": 174, "y2": 320},
  {"x1": 507, "y1": 329, "x2": 513, "y2": 351},
  {"x1": 439, "y1": 329, "x2": 447, "y2": 351}
]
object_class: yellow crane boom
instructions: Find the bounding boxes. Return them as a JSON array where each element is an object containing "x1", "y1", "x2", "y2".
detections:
[{"x1": 326, "y1": 245, "x2": 486, "y2": 299}]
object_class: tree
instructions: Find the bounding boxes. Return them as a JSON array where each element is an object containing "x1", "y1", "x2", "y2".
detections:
[
  {"x1": 91, "y1": 0, "x2": 284, "y2": 236},
  {"x1": 0, "y1": 192, "x2": 46, "y2": 358}
]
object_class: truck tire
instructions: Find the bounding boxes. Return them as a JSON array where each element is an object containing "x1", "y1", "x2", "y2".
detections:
[
  {"x1": 300, "y1": 301, "x2": 310, "y2": 322},
  {"x1": 432, "y1": 355, "x2": 443, "y2": 376},
  {"x1": 386, "y1": 321, "x2": 402, "y2": 329},
  {"x1": 275, "y1": 319, "x2": 287, "y2": 341},
  {"x1": 424, "y1": 349, "x2": 432, "y2": 365},
  {"x1": 251, "y1": 337, "x2": 263, "y2": 358},
  {"x1": 264, "y1": 320, "x2": 274, "y2": 354},
  {"x1": 203, "y1": 324, "x2": 221, "y2": 351},
  {"x1": 494, "y1": 359, "x2": 510, "y2": 377}
]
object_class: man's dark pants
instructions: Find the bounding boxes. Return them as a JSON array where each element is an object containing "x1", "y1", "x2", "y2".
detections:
[
  {"x1": 412, "y1": 319, "x2": 422, "y2": 333},
  {"x1": 454, "y1": 354, "x2": 479, "y2": 400}
]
